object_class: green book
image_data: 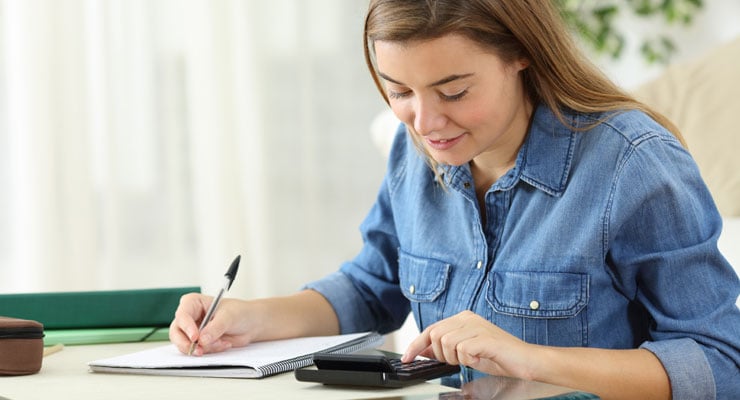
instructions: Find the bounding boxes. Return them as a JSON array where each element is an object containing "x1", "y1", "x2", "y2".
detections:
[
  {"x1": 0, "y1": 287, "x2": 199, "y2": 330},
  {"x1": 44, "y1": 327, "x2": 171, "y2": 346}
]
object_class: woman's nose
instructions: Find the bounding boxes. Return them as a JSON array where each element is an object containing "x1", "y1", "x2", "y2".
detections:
[{"x1": 413, "y1": 98, "x2": 447, "y2": 136}]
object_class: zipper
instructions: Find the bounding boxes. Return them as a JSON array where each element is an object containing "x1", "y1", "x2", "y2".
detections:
[{"x1": 0, "y1": 327, "x2": 44, "y2": 339}]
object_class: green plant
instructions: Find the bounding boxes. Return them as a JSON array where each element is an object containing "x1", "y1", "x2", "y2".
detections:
[{"x1": 556, "y1": 0, "x2": 704, "y2": 63}]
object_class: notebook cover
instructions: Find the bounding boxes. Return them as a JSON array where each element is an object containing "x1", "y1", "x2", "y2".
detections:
[{"x1": 0, "y1": 287, "x2": 199, "y2": 329}]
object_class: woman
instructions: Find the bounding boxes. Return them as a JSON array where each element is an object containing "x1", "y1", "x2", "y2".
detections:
[{"x1": 170, "y1": 1, "x2": 740, "y2": 398}]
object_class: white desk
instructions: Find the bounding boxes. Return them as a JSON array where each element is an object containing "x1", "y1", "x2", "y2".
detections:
[{"x1": 0, "y1": 342, "x2": 591, "y2": 400}]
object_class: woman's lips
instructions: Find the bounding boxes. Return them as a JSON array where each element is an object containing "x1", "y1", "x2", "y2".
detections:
[{"x1": 426, "y1": 133, "x2": 465, "y2": 151}]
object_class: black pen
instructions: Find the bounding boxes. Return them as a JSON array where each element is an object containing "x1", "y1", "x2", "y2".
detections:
[{"x1": 188, "y1": 255, "x2": 241, "y2": 356}]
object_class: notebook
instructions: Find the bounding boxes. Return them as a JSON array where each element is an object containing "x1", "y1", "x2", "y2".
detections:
[{"x1": 88, "y1": 331, "x2": 383, "y2": 378}]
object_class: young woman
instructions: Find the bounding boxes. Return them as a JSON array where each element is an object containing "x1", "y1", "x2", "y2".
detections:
[{"x1": 170, "y1": 1, "x2": 740, "y2": 398}]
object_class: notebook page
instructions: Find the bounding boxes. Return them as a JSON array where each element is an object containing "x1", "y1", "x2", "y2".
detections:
[{"x1": 89, "y1": 332, "x2": 375, "y2": 369}]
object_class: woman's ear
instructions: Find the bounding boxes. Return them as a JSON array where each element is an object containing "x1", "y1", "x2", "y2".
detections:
[{"x1": 516, "y1": 58, "x2": 531, "y2": 71}]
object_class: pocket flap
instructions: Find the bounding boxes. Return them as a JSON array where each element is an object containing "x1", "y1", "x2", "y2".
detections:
[
  {"x1": 488, "y1": 271, "x2": 589, "y2": 318},
  {"x1": 398, "y1": 251, "x2": 451, "y2": 302}
]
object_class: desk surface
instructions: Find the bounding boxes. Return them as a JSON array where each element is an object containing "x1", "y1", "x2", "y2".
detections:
[{"x1": 1, "y1": 342, "x2": 592, "y2": 400}]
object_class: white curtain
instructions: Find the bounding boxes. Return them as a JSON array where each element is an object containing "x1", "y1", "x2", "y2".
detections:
[{"x1": 0, "y1": 0, "x2": 387, "y2": 298}]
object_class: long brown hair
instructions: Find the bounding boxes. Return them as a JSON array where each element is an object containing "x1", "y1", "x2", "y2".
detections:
[{"x1": 363, "y1": 0, "x2": 686, "y2": 172}]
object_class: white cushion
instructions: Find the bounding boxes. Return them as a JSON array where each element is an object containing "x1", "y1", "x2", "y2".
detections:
[
  {"x1": 718, "y1": 218, "x2": 740, "y2": 306},
  {"x1": 719, "y1": 218, "x2": 740, "y2": 265}
]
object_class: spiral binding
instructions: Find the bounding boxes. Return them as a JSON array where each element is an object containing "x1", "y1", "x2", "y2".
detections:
[{"x1": 258, "y1": 332, "x2": 384, "y2": 377}]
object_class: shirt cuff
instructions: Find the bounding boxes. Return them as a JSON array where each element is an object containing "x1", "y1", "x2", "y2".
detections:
[
  {"x1": 302, "y1": 271, "x2": 370, "y2": 334},
  {"x1": 641, "y1": 338, "x2": 716, "y2": 399}
]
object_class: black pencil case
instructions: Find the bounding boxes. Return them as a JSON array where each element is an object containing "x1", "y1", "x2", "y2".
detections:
[{"x1": 0, "y1": 316, "x2": 44, "y2": 376}]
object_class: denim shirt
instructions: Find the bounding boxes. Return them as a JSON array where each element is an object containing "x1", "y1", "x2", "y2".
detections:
[{"x1": 306, "y1": 105, "x2": 740, "y2": 399}]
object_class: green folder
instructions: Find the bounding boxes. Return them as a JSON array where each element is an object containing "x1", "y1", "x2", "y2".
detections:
[
  {"x1": 43, "y1": 327, "x2": 171, "y2": 346},
  {"x1": 0, "y1": 287, "x2": 199, "y2": 344}
]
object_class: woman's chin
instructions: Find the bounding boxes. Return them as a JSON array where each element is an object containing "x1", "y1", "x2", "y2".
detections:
[{"x1": 429, "y1": 153, "x2": 470, "y2": 167}]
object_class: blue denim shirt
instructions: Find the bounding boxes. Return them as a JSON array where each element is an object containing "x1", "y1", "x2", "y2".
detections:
[{"x1": 306, "y1": 105, "x2": 740, "y2": 399}]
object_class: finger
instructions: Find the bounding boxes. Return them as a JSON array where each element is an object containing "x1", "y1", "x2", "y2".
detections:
[
  {"x1": 180, "y1": 292, "x2": 207, "y2": 313},
  {"x1": 169, "y1": 319, "x2": 193, "y2": 354},
  {"x1": 437, "y1": 325, "x2": 476, "y2": 365},
  {"x1": 198, "y1": 338, "x2": 233, "y2": 355},
  {"x1": 418, "y1": 345, "x2": 436, "y2": 360},
  {"x1": 182, "y1": 313, "x2": 228, "y2": 356},
  {"x1": 438, "y1": 331, "x2": 462, "y2": 365},
  {"x1": 427, "y1": 315, "x2": 473, "y2": 364},
  {"x1": 428, "y1": 326, "x2": 448, "y2": 363},
  {"x1": 456, "y1": 337, "x2": 506, "y2": 377},
  {"x1": 170, "y1": 294, "x2": 210, "y2": 354},
  {"x1": 195, "y1": 303, "x2": 233, "y2": 347},
  {"x1": 402, "y1": 329, "x2": 432, "y2": 362},
  {"x1": 177, "y1": 294, "x2": 212, "y2": 330},
  {"x1": 404, "y1": 317, "x2": 455, "y2": 363},
  {"x1": 456, "y1": 341, "x2": 483, "y2": 368},
  {"x1": 405, "y1": 321, "x2": 455, "y2": 363}
]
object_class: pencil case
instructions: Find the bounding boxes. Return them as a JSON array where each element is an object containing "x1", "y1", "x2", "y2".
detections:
[{"x1": 0, "y1": 316, "x2": 44, "y2": 376}]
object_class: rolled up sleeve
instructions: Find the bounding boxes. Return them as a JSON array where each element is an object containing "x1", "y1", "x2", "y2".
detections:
[
  {"x1": 303, "y1": 271, "x2": 378, "y2": 333},
  {"x1": 641, "y1": 338, "x2": 716, "y2": 399}
]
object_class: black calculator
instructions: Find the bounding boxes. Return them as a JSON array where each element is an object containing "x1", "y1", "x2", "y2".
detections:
[{"x1": 294, "y1": 351, "x2": 460, "y2": 388}]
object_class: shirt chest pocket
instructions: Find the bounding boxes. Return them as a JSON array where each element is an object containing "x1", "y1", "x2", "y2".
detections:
[
  {"x1": 486, "y1": 271, "x2": 589, "y2": 347},
  {"x1": 398, "y1": 251, "x2": 451, "y2": 330}
]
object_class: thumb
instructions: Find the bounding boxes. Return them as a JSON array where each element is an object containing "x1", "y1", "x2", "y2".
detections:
[{"x1": 198, "y1": 313, "x2": 229, "y2": 346}]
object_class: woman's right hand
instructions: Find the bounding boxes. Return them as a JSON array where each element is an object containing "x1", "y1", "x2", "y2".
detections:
[
  {"x1": 169, "y1": 293, "x2": 258, "y2": 356},
  {"x1": 168, "y1": 290, "x2": 340, "y2": 356}
]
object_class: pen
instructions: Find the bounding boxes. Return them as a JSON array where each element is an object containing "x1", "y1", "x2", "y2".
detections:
[
  {"x1": 188, "y1": 255, "x2": 241, "y2": 356},
  {"x1": 43, "y1": 343, "x2": 64, "y2": 357}
]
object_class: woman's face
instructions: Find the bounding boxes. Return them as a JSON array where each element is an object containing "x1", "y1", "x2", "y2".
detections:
[{"x1": 374, "y1": 34, "x2": 532, "y2": 167}]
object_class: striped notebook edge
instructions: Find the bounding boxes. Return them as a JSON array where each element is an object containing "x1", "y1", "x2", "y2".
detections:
[{"x1": 257, "y1": 332, "x2": 385, "y2": 377}]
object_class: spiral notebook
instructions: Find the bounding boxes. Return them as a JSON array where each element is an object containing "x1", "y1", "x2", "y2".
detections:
[{"x1": 88, "y1": 331, "x2": 383, "y2": 378}]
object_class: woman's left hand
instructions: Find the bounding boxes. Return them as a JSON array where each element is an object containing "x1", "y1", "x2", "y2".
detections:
[{"x1": 402, "y1": 310, "x2": 537, "y2": 380}]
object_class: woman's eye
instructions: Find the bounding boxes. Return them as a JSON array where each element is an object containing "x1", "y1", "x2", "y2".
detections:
[
  {"x1": 442, "y1": 90, "x2": 467, "y2": 102},
  {"x1": 387, "y1": 90, "x2": 411, "y2": 100}
]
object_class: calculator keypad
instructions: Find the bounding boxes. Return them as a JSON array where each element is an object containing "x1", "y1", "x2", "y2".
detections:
[{"x1": 388, "y1": 358, "x2": 448, "y2": 373}]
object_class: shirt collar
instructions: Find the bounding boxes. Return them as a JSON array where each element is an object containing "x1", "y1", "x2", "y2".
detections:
[
  {"x1": 518, "y1": 104, "x2": 577, "y2": 197},
  {"x1": 441, "y1": 104, "x2": 576, "y2": 197}
]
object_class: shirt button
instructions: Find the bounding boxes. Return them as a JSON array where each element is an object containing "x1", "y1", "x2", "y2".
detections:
[
  {"x1": 409, "y1": 285, "x2": 415, "y2": 294},
  {"x1": 476, "y1": 260, "x2": 483, "y2": 269},
  {"x1": 463, "y1": 181, "x2": 471, "y2": 189},
  {"x1": 529, "y1": 300, "x2": 540, "y2": 310}
]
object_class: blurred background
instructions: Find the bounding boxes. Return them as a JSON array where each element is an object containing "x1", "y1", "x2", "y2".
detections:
[{"x1": 1, "y1": 0, "x2": 739, "y2": 299}]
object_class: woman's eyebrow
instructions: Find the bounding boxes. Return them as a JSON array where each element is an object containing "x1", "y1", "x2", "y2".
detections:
[{"x1": 378, "y1": 72, "x2": 474, "y2": 88}]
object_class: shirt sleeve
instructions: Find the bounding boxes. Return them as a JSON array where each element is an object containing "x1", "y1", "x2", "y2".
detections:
[
  {"x1": 607, "y1": 132, "x2": 740, "y2": 399},
  {"x1": 303, "y1": 270, "x2": 404, "y2": 334},
  {"x1": 640, "y1": 339, "x2": 716, "y2": 399}
]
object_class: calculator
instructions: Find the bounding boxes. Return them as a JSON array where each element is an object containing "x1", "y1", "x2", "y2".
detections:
[{"x1": 294, "y1": 351, "x2": 460, "y2": 388}]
